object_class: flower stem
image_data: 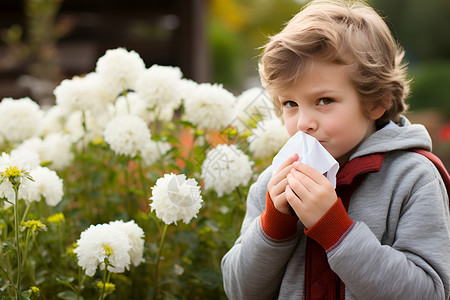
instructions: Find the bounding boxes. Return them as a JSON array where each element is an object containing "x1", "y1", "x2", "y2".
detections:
[
  {"x1": 99, "y1": 267, "x2": 108, "y2": 300},
  {"x1": 137, "y1": 159, "x2": 147, "y2": 202},
  {"x1": 153, "y1": 223, "x2": 168, "y2": 300},
  {"x1": 13, "y1": 186, "x2": 21, "y2": 295},
  {"x1": 21, "y1": 229, "x2": 31, "y2": 270},
  {"x1": 20, "y1": 203, "x2": 31, "y2": 224},
  {"x1": 77, "y1": 267, "x2": 84, "y2": 300},
  {"x1": 0, "y1": 263, "x2": 17, "y2": 294}
]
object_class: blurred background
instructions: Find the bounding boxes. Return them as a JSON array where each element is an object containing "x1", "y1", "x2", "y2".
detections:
[{"x1": 1, "y1": 0, "x2": 450, "y2": 165}]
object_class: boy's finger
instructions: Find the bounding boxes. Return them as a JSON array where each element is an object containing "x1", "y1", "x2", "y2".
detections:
[
  {"x1": 291, "y1": 161, "x2": 329, "y2": 185},
  {"x1": 276, "y1": 153, "x2": 299, "y2": 173},
  {"x1": 285, "y1": 185, "x2": 303, "y2": 213},
  {"x1": 271, "y1": 178, "x2": 288, "y2": 196}
]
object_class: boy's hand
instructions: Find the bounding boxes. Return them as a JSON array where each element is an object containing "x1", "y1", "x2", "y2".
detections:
[
  {"x1": 268, "y1": 153, "x2": 299, "y2": 215},
  {"x1": 285, "y1": 161, "x2": 338, "y2": 228}
]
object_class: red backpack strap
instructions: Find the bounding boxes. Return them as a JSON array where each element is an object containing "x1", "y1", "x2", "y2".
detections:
[{"x1": 409, "y1": 149, "x2": 450, "y2": 202}]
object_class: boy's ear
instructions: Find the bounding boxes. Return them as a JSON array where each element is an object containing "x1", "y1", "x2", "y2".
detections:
[
  {"x1": 368, "y1": 98, "x2": 389, "y2": 120},
  {"x1": 369, "y1": 105, "x2": 386, "y2": 120}
]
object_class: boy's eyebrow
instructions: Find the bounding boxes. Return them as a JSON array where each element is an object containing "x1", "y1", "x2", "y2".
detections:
[{"x1": 278, "y1": 88, "x2": 340, "y2": 100}]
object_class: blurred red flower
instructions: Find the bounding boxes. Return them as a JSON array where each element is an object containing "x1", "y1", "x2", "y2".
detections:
[{"x1": 439, "y1": 124, "x2": 450, "y2": 142}]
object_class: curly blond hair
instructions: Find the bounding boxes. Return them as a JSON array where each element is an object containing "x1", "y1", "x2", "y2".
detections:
[{"x1": 259, "y1": 0, "x2": 409, "y2": 128}]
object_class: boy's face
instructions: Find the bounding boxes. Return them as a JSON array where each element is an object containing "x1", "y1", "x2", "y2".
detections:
[{"x1": 278, "y1": 60, "x2": 384, "y2": 165}]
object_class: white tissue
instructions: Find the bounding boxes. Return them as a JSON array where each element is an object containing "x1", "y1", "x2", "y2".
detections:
[{"x1": 271, "y1": 131, "x2": 339, "y2": 188}]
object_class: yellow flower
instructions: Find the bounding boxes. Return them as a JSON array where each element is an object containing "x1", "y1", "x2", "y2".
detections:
[
  {"x1": 47, "y1": 213, "x2": 65, "y2": 225},
  {"x1": 22, "y1": 220, "x2": 46, "y2": 232},
  {"x1": 66, "y1": 242, "x2": 77, "y2": 255},
  {"x1": 92, "y1": 137, "x2": 105, "y2": 145},
  {"x1": 96, "y1": 281, "x2": 116, "y2": 294},
  {"x1": 2, "y1": 166, "x2": 22, "y2": 178},
  {"x1": 31, "y1": 286, "x2": 40, "y2": 293},
  {"x1": 0, "y1": 165, "x2": 33, "y2": 187},
  {"x1": 104, "y1": 246, "x2": 114, "y2": 256}
]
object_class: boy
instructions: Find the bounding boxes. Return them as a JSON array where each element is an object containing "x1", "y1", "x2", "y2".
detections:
[{"x1": 221, "y1": 0, "x2": 450, "y2": 299}]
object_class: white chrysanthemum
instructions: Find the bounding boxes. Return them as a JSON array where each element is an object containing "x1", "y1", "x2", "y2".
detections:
[
  {"x1": 0, "y1": 152, "x2": 34, "y2": 206},
  {"x1": 183, "y1": 83, "x2": 236, "y2": 130},
  {"x1": 54, "y1": 73, "x2": 116, "y2": 116},
  {"x1": 41, "y1": 133, "x2": 74, "y2": 170},
  {"x1": 0, "y1": 97, "x2": 44, "y2": 143},
  {"x1": 115, "y1": 92, "x2": 151, "y2": 123},
  {"x1": 64, "y1": 111, "x2": 84, "y2": 144},
  {"x1": 179, "y1": 78, "x2": 199, "y2": 101},
  {"x1": 248, "y1": 118, "x2": 290, "y2": 159},
  {"x1": 140, "y1": 140, "x2": 171, "y2": 166},
  {"x1": 10, "y1": 147, "x2": 40, "y2": 170},
  {"x1": 109, "y1": 220, "x2": 145, "y2": 267},
  {"x1": 232, "y1": 87, "x2": 275, "y2": 133},
  {"x1": 95, "y1": 48, "x2": 146, "y2": 96},
  {"x1": 201, "y1": 144, "x2": 253, "y2": 197},
  {"x1": 54, "y1": 76, "x2": 89, "y2": 114},
  {"x1": 74, "y1": 223, "x2": 132, "y2": 277},
  {"x1": 27, "y1": 166, "x2": 64, "y2": 206},
  {"x1": 65, "y1": 110, "x2": 112, "y2": 148},
  {"x1": 104, "y1": 115, "x2": 151, "y2": 157},
  {"x1": 41, "y1": 105, "x2": 66, "y2": 135},
  {"x1": 136, "y1": 65, "x2": 183, "y2": 115},
  {"x1": 15, "y1": 133, "x2": 73, "y2": 171},
  {"x1": 150, "y1": 173, "x2": 203, "y2": 225}
]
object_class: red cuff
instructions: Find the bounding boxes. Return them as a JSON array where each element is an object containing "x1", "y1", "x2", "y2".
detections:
[
  {"x1": 304, "y1": 198, "x2": 354, "y2": 251},
  {"x1": 260, "y1": 190, "x2": 299, "y2": 240}
]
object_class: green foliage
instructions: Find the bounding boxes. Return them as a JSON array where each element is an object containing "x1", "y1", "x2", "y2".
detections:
[
  {"x1": 408, "y1": 61, "x2": 450, "y2": 116},
  {"x1": 0, "y1": 105, "x2": 271, "y2": 299},
  {"x1": 207, "y1": 0, "x2": 303, "y2": 89},
  {"x1": 371, "y1": 0, "x2": 450, "y2": 61}
]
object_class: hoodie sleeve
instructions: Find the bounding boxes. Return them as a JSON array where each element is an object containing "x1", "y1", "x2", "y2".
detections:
[
  {"x1": 326, "y1": 153, "x2": 450, "y2": 300},
  {"x1": 221, "y1": 167, "x2": 303, "y2": 300}
]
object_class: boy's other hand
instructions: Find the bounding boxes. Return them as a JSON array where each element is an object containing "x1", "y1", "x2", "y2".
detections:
[
  {"x1": 285, "y1": 161, "x2": 338, "y2": 228},
  {"x1": 268, "y1": 153, "x2": 299, "y2": 215}
]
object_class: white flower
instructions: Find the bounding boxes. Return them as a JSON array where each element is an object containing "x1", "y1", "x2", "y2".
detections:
[
  {"x1": 136, "y1": 65, "x2": 183, "y2": 115},
  {"x1": 150, "y1": 173, "x2": 203, "y2": 225},
  {"x1": 201, "y1": 144, "x2": 253, "y2": 197},
  {"x1": 10, "y1": 147, "x2": 41, "y2": 170},
  {"x1": 54, "y1": 74, "x2": 115, "y2": 115},
  {"x1": 108, "y1": 220, "x2": 145, "y2": 267},
  {"x1": 28, "y1": 166, "x2": 64, "y2": 206},
  {"x1": 74, "y1": 223, "x2": 131, "y2": 277},
  {"x1": 103, "y1": 115, "x2": 151, "y2": 157},
  {"x1": 114, "y1": 92, "x2": 151, "y2": 122},
  {"x1": 232, "y1": 87, "x2": 275, "y2": 133},
  {"x1": 0, "y1": 97, "x2": 44, "y2": 143},
  {"x1": 95, "y1": 48, "x2": 146, "y2": 96},
  {"x1": 179, "y1": 78, "x2": 199, "y2": 101},
  {"x1": 0, "y1": 152, "x2": 34, "y2": 206},
  {"x1": 65, "y1": 110, "x2": 111, "y2": 147},
  {"x1": 248, "y1": 118, "x2": 290, "y2": 159},
  {"x1": 183, "y1": 83, "x2": 236, "y2": 130},
  {"x1": 41, "y1": 133, "x2": 74, "y2": 170},
  {"x1": 41, "y1": 105, "x2": 66, "y2": 135},
  {"x1": 15, "y1": 133, "x2": 74, "y2": 171},
  {"x1": 140, "y1": 140, "x2": 171, "y2": 166},
  {"x1": 54, "y1": 76, "x2": 87, "y2": 114}
]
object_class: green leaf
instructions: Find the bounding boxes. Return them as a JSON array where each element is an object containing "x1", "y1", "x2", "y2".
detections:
[
  {"x1": 56, "y1": 275, "x2": 75, "y2": 284},
  {"x1": 57, "y1": 290, "x2": 83, "y2": 300},
  {"x1": 177, "y1": 120, "x2": 195, "y2": 128},
  {"x1": 17, "y1": 291, "x2": 31, "y2": 300}
]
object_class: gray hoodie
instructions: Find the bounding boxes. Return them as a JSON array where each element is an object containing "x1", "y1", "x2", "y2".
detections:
[{"x1": 221, "y1": 117, "x2": 450, "y2": 299}]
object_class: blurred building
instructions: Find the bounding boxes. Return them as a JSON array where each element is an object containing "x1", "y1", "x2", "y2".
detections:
[{"x1": 0, "y1": 0, "x2": 207, "y2": 104}]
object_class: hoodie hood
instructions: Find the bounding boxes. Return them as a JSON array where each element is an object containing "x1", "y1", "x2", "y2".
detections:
[{"x1": 349, "y1": 116, "x2": 432, "y2": 161}]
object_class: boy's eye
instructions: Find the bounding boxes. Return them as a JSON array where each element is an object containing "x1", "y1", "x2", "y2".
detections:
[
  {"x1": 318, "y1": 98, "x2": 334, "y2": 105},
  {"x1": 282, "y1": 100, "x2": 298, "y2": 108}
]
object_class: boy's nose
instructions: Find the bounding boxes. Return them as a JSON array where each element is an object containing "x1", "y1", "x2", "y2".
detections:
[{"x1": 297, "y1": 113, "x2": 317, "y2": 133}]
